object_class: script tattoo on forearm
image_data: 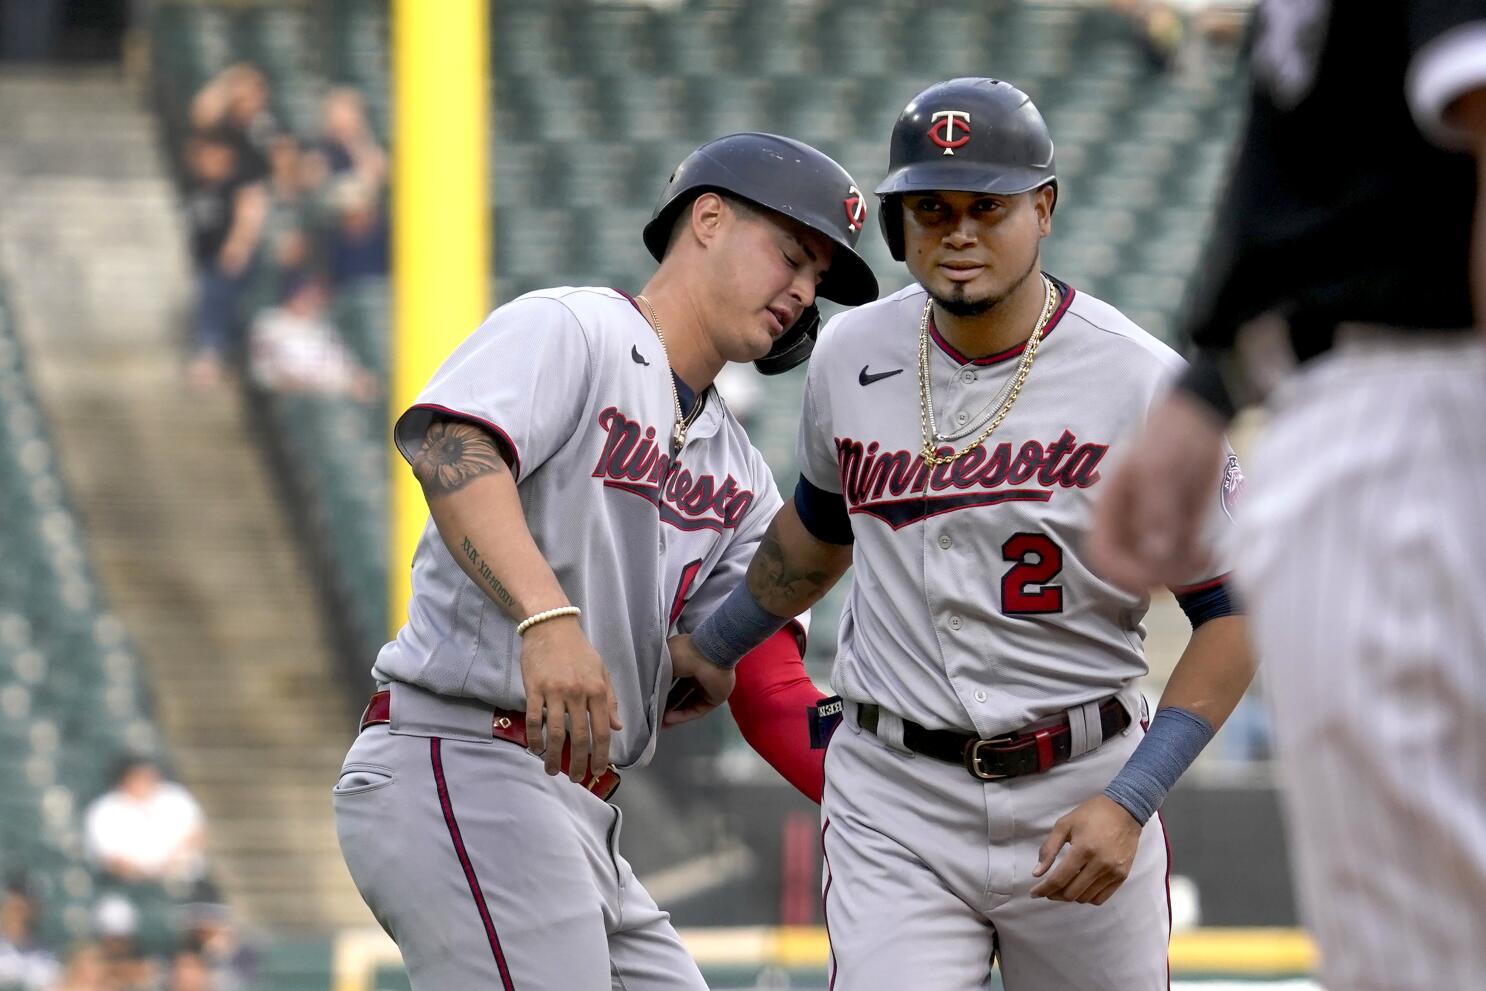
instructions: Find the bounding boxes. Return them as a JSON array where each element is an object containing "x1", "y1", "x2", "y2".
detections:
[
  {"x1": 459, "y1": 535, "x2": 517, "y2": 612},
  {"x1": 411, "y1": 419, "x2": 508, "y2": 494},
  {"x1": 747, "y1": 531, "x2": 838, "y2": 614}
]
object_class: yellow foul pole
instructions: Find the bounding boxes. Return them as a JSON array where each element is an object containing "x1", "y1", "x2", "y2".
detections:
[{"x1": 390, "y1": 0, "x2": 490, "y2": 633}]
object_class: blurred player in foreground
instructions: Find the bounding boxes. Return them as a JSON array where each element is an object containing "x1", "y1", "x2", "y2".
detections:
[{"x1": 1092, "y1": 2, "x2": 1486, "y2": 988}]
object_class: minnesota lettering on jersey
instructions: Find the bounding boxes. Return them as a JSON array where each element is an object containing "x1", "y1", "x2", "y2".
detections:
[
  {"x1": 592, "y1": 406, "x2": 755, "y2": 531},
  {"x1": 837, "y1": 429, "x2": 1107, "y2": 529}
]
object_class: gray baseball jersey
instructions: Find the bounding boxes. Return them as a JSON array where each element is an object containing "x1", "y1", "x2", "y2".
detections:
[
  {"x1": 804, "y1": 278, "x2": 1237, "y2": 990},
  {"x1": 372, "y1": 286, "x2": 782, "y2": 768},
  {"x1": 798, "y1": 279, "x2": 1236, "y2": 738}
]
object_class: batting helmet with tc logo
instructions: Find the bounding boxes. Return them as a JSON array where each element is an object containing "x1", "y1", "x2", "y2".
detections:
[{"x1": 876, "y1": 78, "x2": 1058, "y2": 261}]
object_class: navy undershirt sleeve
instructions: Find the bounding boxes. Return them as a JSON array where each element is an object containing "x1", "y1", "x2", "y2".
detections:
[
  {"x1": 793, "y1": 475, "x2": 854, "y2": 546},
  {"x1": 1174, "y1": 580, "x2": 1238, "y2": 629}
]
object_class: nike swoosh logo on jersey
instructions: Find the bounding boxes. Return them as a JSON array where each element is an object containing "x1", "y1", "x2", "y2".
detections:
[
  {"x1": 858, "y1": 365, "x2": 903, "y2": 386},
  {"x1": 631, "y1": 345, "x2": 651, "y2": 366}
]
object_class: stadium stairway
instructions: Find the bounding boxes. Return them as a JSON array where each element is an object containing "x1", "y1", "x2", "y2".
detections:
[{"x1": 0, "y1": 67, "x2": 373, "y2": 935}]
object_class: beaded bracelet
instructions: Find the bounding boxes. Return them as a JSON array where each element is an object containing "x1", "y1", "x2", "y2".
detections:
[{"x1": 515, "y1": 606, "x2": 582, "y2": 637}]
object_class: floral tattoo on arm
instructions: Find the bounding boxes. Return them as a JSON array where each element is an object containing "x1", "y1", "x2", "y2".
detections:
[{"x1": 410, "y1": 419, "x2": 509, "y2": 494}]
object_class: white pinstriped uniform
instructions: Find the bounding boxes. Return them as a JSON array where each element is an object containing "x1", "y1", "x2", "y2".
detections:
[
  {"x1": 1211, "y1": 3, "x2": 1486, "y2": 988},
  {"x1": 1234, "y1": 334, "x2": 1486, "y2": 991}
]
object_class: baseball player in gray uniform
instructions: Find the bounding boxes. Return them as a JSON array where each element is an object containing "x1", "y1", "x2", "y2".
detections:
[
  {"x1": 672, "y1": 79, "x2": 1256, "y2": 989},
  {"x1": 331, "y1": 132, "x2": 878, "y2": 990}
]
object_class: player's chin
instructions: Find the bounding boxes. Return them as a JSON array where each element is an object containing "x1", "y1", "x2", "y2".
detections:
[
  {"x1": 729, "y1": 327, "x2": 776, "y2": 363},
  {"x1": 930, "y1": 283, "x2": 998, "y2": 315}
]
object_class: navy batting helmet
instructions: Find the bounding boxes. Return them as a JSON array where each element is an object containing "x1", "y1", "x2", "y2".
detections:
[
  {"x1": 644, "y1": 132, "x2": 879, "y2": 375},
  {"x1": 875, "y1": 78, "x2": 1058, "y2": 261}
]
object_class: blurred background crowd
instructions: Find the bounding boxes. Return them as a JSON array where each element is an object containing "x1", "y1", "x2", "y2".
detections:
[{"x1": 0, "y1": 1, "x2": 1279, "y2": 988}]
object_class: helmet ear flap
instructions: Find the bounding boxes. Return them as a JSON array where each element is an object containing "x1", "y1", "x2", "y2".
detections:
[
  {"x1": 877, "y1": 196, "x2": 906, "y2": 262},
  {"x1": 753, "y1": 305, "x2": 820, "y2": 376}
]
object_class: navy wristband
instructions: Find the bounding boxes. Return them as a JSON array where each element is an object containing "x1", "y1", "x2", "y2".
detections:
[
  {"x1": 1102, "y1": 706, "x2": 1214, "y2": 825},
  {"x1": 689, "y1": 581, "x2": 791, "y2": 671}
]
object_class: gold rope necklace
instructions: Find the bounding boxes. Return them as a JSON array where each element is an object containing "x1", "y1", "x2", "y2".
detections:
[
  {"x1": 918, "y1": 275, "x2": 1057, "y2": 467},
  {"x1": 635, "y1": 293, "x2": 704, "y2": 453}
]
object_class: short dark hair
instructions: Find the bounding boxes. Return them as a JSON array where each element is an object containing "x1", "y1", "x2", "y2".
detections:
[
  {"x1": 662, "y1": 191, "x2": 765, "y2": 256},
  {"x1": 111, "y1": 755, "x2": 159, "y2": 787},
  {"x1": 4, "y1": 872, "x2": 36, "y2": 900}
]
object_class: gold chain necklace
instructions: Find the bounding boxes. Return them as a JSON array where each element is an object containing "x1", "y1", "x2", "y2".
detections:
[
  {"x1": 635, "y1": 293, "x2": 704, "y2": 453},
  {"x1": 918, "y1": 276, "x2": 1057, "y2": 467}
]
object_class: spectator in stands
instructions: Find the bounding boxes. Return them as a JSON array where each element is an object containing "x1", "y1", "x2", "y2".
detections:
[
  {"x1": 89, "y1": 897, "x2": 154, "y2": 991},
  {"x1": 305, "y1": 87, "x2": 386, "y2": 193},
  {"x1": 190, "y1": 63, "x2": 279, "y2": 184},
  {"x1": 261, "y1": 135, "x2": 318, "y2": 306},
  {"x1": 83, "y1": 758, "x2": 207, "y2": 892},
  {"x1": 179, "y1": 903, "x2": 255, "y2": 991},
  {"x1": 0, "y1": 877, "x2": 59, "y2": 991},
  {"x1": 183, "y1": 128, "x2": 268, "y2": 390},
  {"x1": 248, "y1": 275, "x2": 380, "y2": 402},
  {"x1": 1108, "y1": 0, "x2": 1185, "y2": 68},
  {"x1": 265, "y1": 135, "x2": 312, "y2": 237},
  {"x1": 164, "y1": 950, "x2": 213, "y2": 991},
  {"x1": 48, "y1": 943, "x2": 110, "y2": 991},
  {"x1": 325, "y1": 177, "x2": 388, "y2": 289},
  {"x1": 1106, "y1": 0, "x2": 1251, "y2": 70}
]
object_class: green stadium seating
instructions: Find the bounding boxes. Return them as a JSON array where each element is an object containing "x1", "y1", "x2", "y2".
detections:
[{"x1": 0, "y1": 285, "x2": 174, "y2": 949}]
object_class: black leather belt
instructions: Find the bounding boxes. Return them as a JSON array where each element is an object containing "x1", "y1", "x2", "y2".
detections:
[{"x1": 857, "y1": 697, "x2": 1130, "y2": 781}]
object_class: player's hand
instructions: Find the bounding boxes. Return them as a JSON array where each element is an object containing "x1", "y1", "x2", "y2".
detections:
[
  {"x1": 519, "y1": 616, "x2": 622, "y2": 783},
  {"x1": 1030, "y1": 795, "x2": 1142, "y2": 905},
  {"x1": 1089, "y1": 390, "x2": 1227, "y2": 592},
  {"x1": 661, "y1": 634, "x2": 736, "y2": 727}
]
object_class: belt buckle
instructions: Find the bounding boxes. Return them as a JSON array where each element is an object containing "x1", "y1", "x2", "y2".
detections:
[{"x1": 965, "y1": 735, "x2": 1014, "y2": 781}]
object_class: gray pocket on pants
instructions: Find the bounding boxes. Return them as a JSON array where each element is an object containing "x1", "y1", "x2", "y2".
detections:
[{"x1": 332, "y1": 763, "x2": 396, "y2": 796}]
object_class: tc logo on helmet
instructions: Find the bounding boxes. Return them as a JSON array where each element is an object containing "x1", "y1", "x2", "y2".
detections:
[
  {"x1": 843, "y1": 185, "x2": 866, "y2": 232},
  {"x1": 929, "y1": 110, "x2": 972, "y2": 155}
]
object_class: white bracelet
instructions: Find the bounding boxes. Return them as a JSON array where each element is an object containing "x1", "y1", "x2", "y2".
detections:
[{"x1": 516, "y1": 606, "x2": 581, "y2": 637}]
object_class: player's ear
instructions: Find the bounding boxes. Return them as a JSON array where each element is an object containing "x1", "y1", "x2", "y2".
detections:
[
  {"x1": 1032, "y1": 186, "x2": 1055, "y2": 237},
  {"x1": 688, "y1": 192, "x2": 727, "y2": 249}
]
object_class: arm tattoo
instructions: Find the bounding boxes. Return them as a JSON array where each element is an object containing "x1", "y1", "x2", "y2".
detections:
[
  {"x1": 747, "y1": 531, "x2": 839, "y2": 614},
  {"x1": 411, "y1": 419, "x2": 508, "y2": 494},
  {"x1": 459, "y1": 535, "x2": 518, "y2": 613}
]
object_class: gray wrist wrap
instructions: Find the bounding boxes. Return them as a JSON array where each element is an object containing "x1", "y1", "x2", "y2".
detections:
[
  {"x1": 689, "y1": 582, "x2": 790, "y2": 670},
  {"x1": 1102, "y1": 706, "x2": 1214, "y2": 825}
]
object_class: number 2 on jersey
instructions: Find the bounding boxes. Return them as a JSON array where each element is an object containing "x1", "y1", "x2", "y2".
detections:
[{"x1": 1001, "y1": 533, "x2": 1064, "y2": 614}]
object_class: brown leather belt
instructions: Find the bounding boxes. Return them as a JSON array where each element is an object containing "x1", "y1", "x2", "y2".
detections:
[
  {"x1": 857, "y1": 697, "x2": 1129, "y2": 781},
  {"x1": 360, "y1": 691, "x2": 621, "y2": 800}
]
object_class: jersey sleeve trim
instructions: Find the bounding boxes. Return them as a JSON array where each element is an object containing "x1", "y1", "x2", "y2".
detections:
[
  {"x1": 1408, "y1": 20, "x2": 1486, "y2": 149},
  {"x1": 395, "y1": 402, "x2": 524, "y2": 481},
  {"x1": 1169, "y1": 572, "x2": 1231, "y2": 597}
]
